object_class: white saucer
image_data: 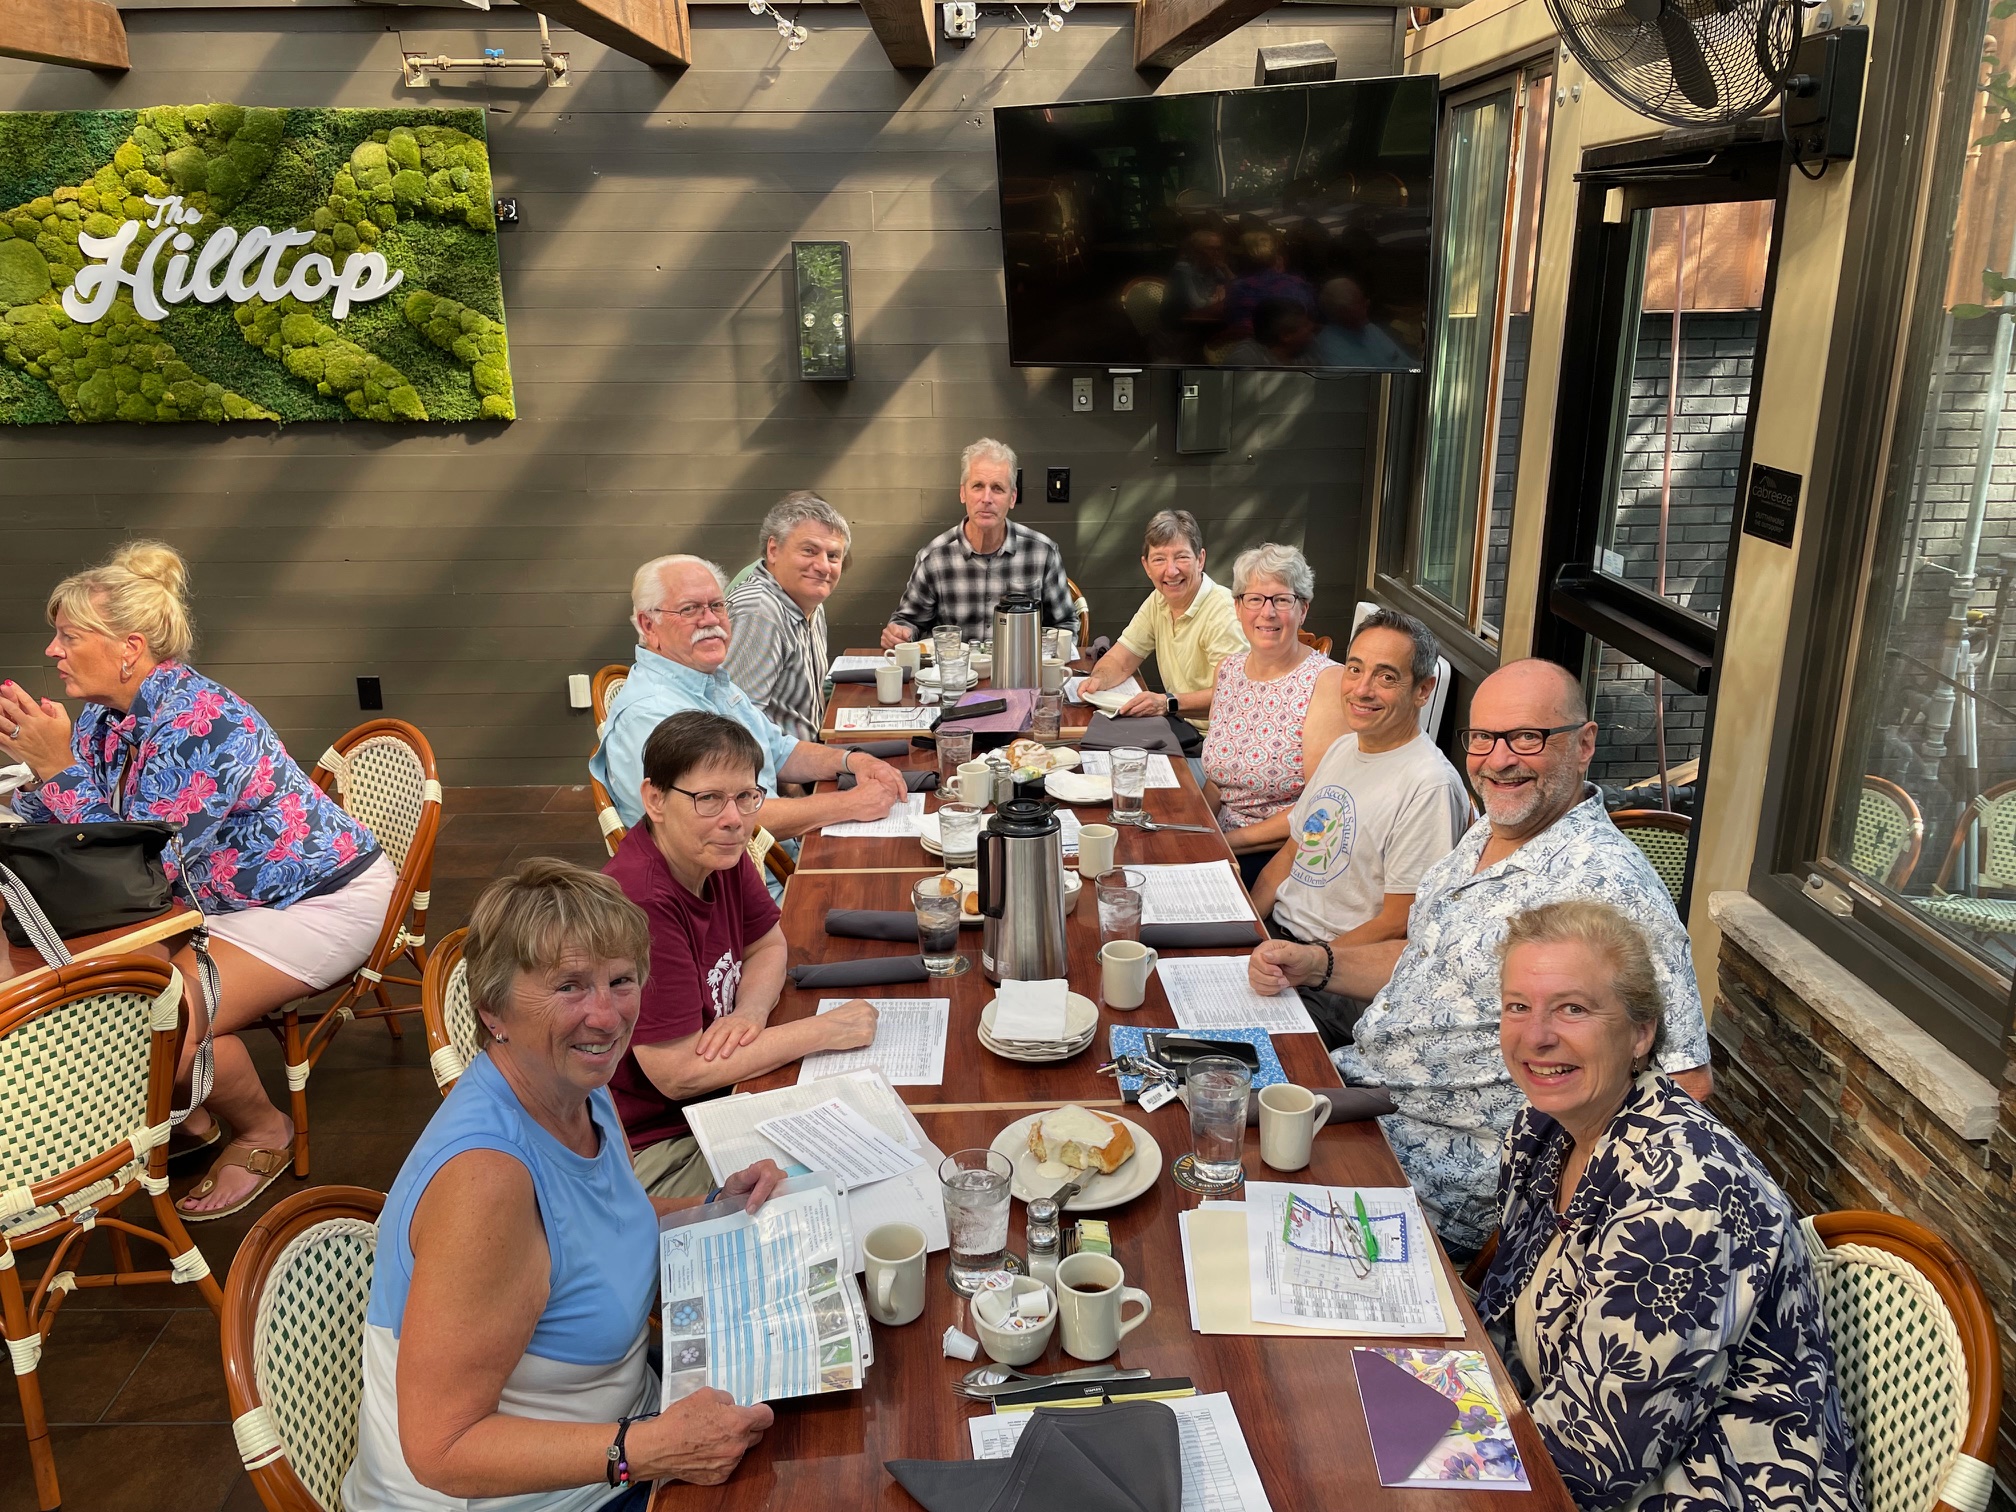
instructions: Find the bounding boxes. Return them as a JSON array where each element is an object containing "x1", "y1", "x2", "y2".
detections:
[{"x1": 980, "y1": 993, "x2": 1098, "y2": 1062}]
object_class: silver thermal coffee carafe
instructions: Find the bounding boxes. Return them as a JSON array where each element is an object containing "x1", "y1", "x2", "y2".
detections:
[
  {"x1": 977, "y1": 799, "x2": 1069, "y2": 984},
  {"x1": 992, "y1": 592, "x2": 1042, "y2": 690}
]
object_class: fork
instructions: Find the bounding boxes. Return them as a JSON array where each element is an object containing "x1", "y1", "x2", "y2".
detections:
[{"x1": 1133, "y1": 818, "x2": 1215, "y2": 833}]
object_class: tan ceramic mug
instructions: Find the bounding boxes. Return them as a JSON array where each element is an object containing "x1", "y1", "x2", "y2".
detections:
[
  {"x1": 1041, "y1": 657, "x2": 1067, "y2": 693},
  {"x1": 1077, "y1": 823, "x2": 1117, "y2": 879},
  {"x1": 958, "y1": 760, "x2": 993, "y2": 809},
  {"x1": 892, "y1": 642, "x2": 923, "y2": 673},
  {"x1": 1258, "y1": 1084, "x2": 1334, "y2": 1172},
  {"x1": 863, "y1": 1222, "x2": 927, "y2": 1326},
  {"x1": 1056, "y1": 1252, "x2": 1151, "y2": 1361},
  {"x1": 1099, "y1": 939, "x2": 1159, "y2": 1010}
]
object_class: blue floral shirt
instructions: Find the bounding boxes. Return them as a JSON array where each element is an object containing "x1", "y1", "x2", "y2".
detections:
[
  {"x1": 1476, "y1": 1074, "x2": 1864, "y2": 1512},
  {"x1": 11, "y1": 661, "x2": 379, "y2": 914},
  {"x1": 1333, "y1": 787, "x2": 1710, "y2": 1250}
]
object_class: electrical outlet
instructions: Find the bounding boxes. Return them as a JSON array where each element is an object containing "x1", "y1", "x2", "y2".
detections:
[
  {"x1": 1047, "y1": 467, "x2": 1071, "y2": 503},
  {"x1": 357, "y1": 675, "x2": 383, "y2": 711},
  {"x1": 1071, "y1": 376, "x2": 1093, "y2": 412},
  {"x1": 943, "y1": 1, "x2": 976, "y2": 38},
  {"x1": 1113, "y1": 375, "x2": 1135, "y2": 412}
]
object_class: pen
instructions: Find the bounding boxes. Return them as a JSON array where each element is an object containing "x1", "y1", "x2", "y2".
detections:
[{"x1": 1353, "y1": 1191, "x2": 1380, "y2": 1263}]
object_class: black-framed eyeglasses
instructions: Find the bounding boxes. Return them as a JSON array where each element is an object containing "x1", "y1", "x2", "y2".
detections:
[
  {"x1": 1458, "y1": 724, "x2": 1587, "y2": 757},
  {"x1": 1235, "y1": 593, "x2": 1303, "y2": 613},
  {"x1": 666, "y1": 784, "x2": 764, "y2": 817}
]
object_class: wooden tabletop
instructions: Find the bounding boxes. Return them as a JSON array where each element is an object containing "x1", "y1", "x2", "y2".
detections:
[
  {"x1": 743, "y1": 868, "x2": 1325, "y2": 1109},
  {"x1": 648, "y1": 1108, "x2": 1572, "y2": 1512},
  {"x1": 820, "y1": 648, "x2": 1099, "y2": 744},
  {"x1": 0, "y1": 907, "x2": 202, "y2": 986}
]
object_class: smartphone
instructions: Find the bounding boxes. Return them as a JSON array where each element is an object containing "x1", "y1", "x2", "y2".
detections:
[
  {"x1": 1143, "y1": 1033, "x2": 1261, "y2": 1072},
  {"x1": 945, "y1": 697, "x2": 1008, "y2": 719}
]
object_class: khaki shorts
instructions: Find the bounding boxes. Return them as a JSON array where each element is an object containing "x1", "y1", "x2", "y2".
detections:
[{"x1": 631, "y1": 1134, "x2": 711, "y2": 1200}]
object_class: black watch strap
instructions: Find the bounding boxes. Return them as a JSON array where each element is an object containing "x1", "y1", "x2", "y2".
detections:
[{"x1": 1166, "y1": 694, "x2": 1179, "y2": 716}]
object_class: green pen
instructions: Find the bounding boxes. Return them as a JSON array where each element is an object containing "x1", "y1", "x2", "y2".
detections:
[{"x1": 1353, "y1": 1191, "x2": 1380, "y2": 1263}]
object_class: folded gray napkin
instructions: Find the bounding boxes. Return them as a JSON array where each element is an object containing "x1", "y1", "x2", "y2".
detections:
[
  {"x1": 830, "y1": 665, "x2": 909, "y2": 684},
  {"x1": 1139, "y1": 922, "x2": 1258, "y2": 949},
  {"x1": 837, "y1": 769, "x2": 937, "y2": 792},
  {"x1": 1332, "y1": 1085, "x2": 1400, "y2": 1121},
  {"x1": 1077, "y1": 715, "x2": 1187, "y2": 757},
  {"x1": 788, "y1": 955, "x2": 931, "y2": 988},
  {"x1": 889, "y1": 1403, "x2": 1181, "y2": 1512},
  {"x1": 833, "y1": 740, "x2": 912, "y2": 757},
  {"x1": 824, "y1": 910, "x2": 919, "y2": 942}
]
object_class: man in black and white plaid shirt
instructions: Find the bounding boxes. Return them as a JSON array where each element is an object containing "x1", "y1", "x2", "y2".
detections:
[{"x1": 880, "y1": 437, "x2": 1077, "y2": 648}]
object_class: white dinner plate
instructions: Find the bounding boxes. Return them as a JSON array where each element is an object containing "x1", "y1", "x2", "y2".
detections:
[
  {"x1": 1045, "y1": 770, "x2": 1111, "y2": 805},
  {"x1": 989, "y1": 1110, "x2": 1163, "y2": 1212},
  {"x1": 980, "y1": 991, "x2": 1098, "y2": 1050},
  {"x1": 933, "y1": 866, "x2": 1080, "y2": 916},
  {"x1": 1078, "y1": 687, "x2": 1138, "y2": 716}
]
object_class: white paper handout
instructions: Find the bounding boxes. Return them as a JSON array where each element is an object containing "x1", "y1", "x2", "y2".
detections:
[
  {"x1": 830, "y1": 654, "x2": 888, "y2": 675},
  {"x1": 989, "y1": 978, "x2": 1070, "y2": 1041},
  {"x1": 1065, "y1": 674, "x2": 1144, "y2": 705},
  {"x1": 821, "y1": 791, "x2": 926, "y2": 837},
  {"x1": 834, "y1": 706, "x2": 934, "y2": 732},
  {"x1": 1158, "y1": 957, "x2": 1318, "y2": 1035},
  {"x1": 1244, "y1": 1182, "x2": 1450, "y2": 1335},
  {"x1": 798, "y1": 998, "x2": 948, "y2": 1087},
  {"x1": 969, "y1": 1393, "x2": 1276, "y2": 1512},
  {"x1": 1077, "y1": 750, "x2": 1181, "y2": 788},
  {"x1": 755, "y1": 1098, "x2": 923, "y2": 1190},
  {"x1": 1134, "y1": 861, "x2": 1257, "y2": 925}
]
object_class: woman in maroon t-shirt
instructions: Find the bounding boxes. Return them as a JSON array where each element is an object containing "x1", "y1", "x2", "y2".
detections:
[{"x1": 603, "y1": 711, "x2": 877, "y2": 1197}]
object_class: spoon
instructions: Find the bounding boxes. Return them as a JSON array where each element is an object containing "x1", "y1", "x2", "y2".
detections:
[
  {"x1": 961, "y1": 1362, "x2": 1151, "y2": 1390},
  {"x1": 1133, "y1": 819, "x2": 1215, "y2": 834}
]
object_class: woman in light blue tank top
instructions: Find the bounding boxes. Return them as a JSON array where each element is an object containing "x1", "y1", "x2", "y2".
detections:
[{"x1": 344, "y1": 861, "x2": 783, "y2": 1512}]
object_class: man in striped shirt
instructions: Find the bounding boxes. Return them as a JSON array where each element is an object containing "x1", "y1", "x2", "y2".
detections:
[{"x1": 724, "y1": 492, "x2": 849, "y2": 744}]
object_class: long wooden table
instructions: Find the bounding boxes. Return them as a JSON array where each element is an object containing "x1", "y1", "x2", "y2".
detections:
[
  {"x1": 650, "y1": 1109, "x2": 1570, "y2": 1512},
  {"x1": 820, "y1": 652, "x2": 1101, "y2": 744}
]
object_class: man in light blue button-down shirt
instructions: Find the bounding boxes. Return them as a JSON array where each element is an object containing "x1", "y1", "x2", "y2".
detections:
[{"x1": 591, "y1": 555, "x2": 905, "y2": 835}]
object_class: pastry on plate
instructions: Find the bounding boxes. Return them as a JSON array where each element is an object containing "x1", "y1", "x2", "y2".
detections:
[{"x1": 1026, "y1": 1105, "x2": 1134, "y2": 1176}]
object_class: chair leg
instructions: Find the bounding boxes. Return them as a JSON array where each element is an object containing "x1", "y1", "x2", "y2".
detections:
[
  {"x1": 141, "y1": 1196, "x2": 225, "y2": 1313},
  {"x1": 2, "y1": 1251, "x2": 60, "y2": 1510},
  {"x1": 284, "y1": 1008, "x2": 312, "y2": 1180}
]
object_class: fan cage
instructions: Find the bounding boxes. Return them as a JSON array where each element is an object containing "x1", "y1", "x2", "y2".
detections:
[{"x1": 1544, "y1": 0, "x2": 1805, "y2": 130}]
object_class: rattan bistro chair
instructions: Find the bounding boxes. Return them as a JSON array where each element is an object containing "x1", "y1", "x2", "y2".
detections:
[
  {"x1": 1855, "y1": 776, "x2": 1925, "y2": 889},
  {"x1": 267, "y1": 718, "x2": 443, "y2": 1178},
  {"x1": 1803, "y1": 1211, "x2": 2002, "y2": 1512},
  {"x1": 1296, "y1": 629, "x2": 1333, "y2": 657},
  {"x1": 1, "y1": 956, "x2": 225, "y2": 1511},
  {"x1": 223, "y1": 1184, "x2": 385, "y2": 1512},
  {"x1": 1610, "y1": 809, "x2": 1693, "y2": 906},
  {"x1": 420, "y1": 927, "x2": 478, "y2": 1097},
  {"x1": 1912, "y1": 779, "x2": 2016, "y2": 943},
  {"x1": 1067, "y1": 576, "x2": 1091, "y2": 646}
]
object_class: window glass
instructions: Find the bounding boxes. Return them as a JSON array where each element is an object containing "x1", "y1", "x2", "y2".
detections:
[{"x1": 1823, "y1": 6, "x2": 2016, "y2": 985}]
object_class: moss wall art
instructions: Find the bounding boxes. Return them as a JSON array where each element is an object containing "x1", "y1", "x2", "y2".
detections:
[{"x1": 0, "y1": 105, "x2": 512, "y2": 424}]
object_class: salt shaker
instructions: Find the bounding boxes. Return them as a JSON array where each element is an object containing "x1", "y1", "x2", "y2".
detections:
[{"x1": 1025, "y1": 1197, "x2": 1061, "y2": 1289}]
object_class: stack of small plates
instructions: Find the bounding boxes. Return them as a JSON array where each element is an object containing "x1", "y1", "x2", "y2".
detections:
[{"x1": 979, "y1": 992, "x2": 1099, "y2": 1062}]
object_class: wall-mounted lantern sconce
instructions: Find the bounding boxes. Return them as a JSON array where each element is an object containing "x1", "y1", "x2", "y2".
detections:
[{"x1": 793, "y1": 240, "x2": 853, "y2": 381}]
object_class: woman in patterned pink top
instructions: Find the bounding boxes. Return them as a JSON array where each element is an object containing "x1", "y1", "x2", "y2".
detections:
[{"x1": 1202, "y1": 545, "x2": 1347, "y2": 887}]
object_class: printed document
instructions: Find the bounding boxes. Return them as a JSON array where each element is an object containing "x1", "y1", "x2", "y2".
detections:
[
  {"x1": 1078, "y1": 749, "x2": 1181, "y2": 788},
  {"x1": 659, "y1": 1175, "x2": 873, "y2": 1408},
  {"x1": 1244, "y1": 1182, "x2": 1449, "y2": 1334},
  {"x1": 755, "y1": 1098, "x2": 923, "y2": 1190},
  {"x1": 1158, "y1": 957, "x2": 1317, "y2": 1035},
  {"x1": 830, "y1": 654, "x2": 888, "y2": 674},
  {"x1": 798, "y1": 998, "x2": 948, "y2": 1086},
  {"x1": 969, "y1": 1393, "x2": 1275, "y2": 1512},
  {"x1": 834, "y1": 706, "x2": 934, "y2": 732},
  {"x1": 1134, "y1": 861, "x2": 1256, "y2": 925},
  {"x1": 821, "y1": 791, "x2": 926, "y2": 837}
]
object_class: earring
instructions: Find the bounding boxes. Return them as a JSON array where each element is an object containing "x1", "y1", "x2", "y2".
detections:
[{"x1": 120, "y1": 662, "x2": 132, "y2": 680}]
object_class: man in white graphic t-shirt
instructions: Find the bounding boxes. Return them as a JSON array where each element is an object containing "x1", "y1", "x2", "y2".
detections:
[{"x1": 1246, "y1": 608, "x2": 1469, "y2": 1046}]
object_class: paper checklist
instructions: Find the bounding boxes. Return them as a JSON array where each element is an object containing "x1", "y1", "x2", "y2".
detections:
[
  {"x1": 821, "y1": 791, "x2": 926, "y2": 837},
  {"x1": 754, "y1": 1098, "x2": 923, "y2": 1191},
  {"x1": 798, "y1": 999, "x2": 948, "y2": 1086},
  {"x1": 1158, "y1": 957, "x2": 1317, "y2": 1035},
  {"x1": 1134, "y1": 861, "x2": 1257, "y2": 925}
]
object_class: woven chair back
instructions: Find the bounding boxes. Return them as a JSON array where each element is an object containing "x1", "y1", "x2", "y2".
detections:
[
  {"x1": 0, "y1": 958, "x2": 177, "y2": 1238},
  {"x1": 1970, "y1": 789, "x2": 2016, "y2": 892},
  {"x1": 1854, "y1": 779, "x2": 1925, "y2": 888},
  {"x1": 1609, "y1": 809, "x2": 1693, "y2": 906},
  {"x1": 420, "y1": 928, "x2": 480, "y2": 1095},
  {"x1": 1804, "y1": 1211, "x2": 2002, "y2": 1512},
  {"x1": 327, "y1": 732, "x2": 431, "y2": 874}
]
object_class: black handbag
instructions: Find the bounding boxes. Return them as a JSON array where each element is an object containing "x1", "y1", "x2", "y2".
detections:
[{"x1": 0, "y1": 820, "x2": 181, "y2": 950}]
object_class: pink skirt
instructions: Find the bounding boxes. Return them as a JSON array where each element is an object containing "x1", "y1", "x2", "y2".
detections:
[{"x1": 204, "y1": 854, "x2": 398, "y2": 990}]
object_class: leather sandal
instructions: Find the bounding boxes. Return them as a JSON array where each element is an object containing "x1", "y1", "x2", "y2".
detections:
[
  {"x1": 165, "y1": 1118, "x2": 226, "y2": 1169},
  {"x1": 177, "y1": 1140, "x2": 292, "y2": 1223}
]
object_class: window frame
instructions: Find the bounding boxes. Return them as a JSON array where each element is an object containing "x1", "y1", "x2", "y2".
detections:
[
  {"x1": 1753, "y1": 0, "x2": 2016, "y2": 1073},
  {"x1": 1371, "y1": 55, "x2": 1554, "y2": 680}
]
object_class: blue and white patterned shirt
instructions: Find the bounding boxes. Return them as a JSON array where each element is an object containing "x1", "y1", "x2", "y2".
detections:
[
  {"x1": 1476, "y1": 1073, "x2": 1863, "y2": 1512},
  {"x1": 1333, "y1": 787, "x2": 1710, "y2": 1250}
]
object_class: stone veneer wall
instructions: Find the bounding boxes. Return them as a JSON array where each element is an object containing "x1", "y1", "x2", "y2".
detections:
[{"x1": 1706, "y1": 892, "x2": 2016, "y2": 1485}]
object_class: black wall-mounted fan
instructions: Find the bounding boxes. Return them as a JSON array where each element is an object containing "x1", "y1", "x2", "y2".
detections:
[{"x1": 1543, "y1": 0, "x2": 1805, "y2": 128}]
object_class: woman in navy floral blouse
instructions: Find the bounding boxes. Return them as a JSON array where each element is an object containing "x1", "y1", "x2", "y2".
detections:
[
  {"x1": 1475, "y1": 900, "x2": 1863, "y2": 1512},
  {"x1": 1, "y1": 542, "x2": 394, "y2": 1221}
]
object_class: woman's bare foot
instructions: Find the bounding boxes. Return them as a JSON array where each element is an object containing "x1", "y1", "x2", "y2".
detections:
[{"x1": 177, "y1": 1113, "x2": 293, "y2": 1217}]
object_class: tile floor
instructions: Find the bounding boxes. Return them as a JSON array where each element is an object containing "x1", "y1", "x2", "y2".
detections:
[{"x1": 0, "y1": 785, "x2": 604, "y2": 1512}]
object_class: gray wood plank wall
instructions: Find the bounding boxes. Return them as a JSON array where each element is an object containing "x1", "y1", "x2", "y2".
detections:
[{"x1": 0, "y1": 4, "x2": 1395, "y2": 784}]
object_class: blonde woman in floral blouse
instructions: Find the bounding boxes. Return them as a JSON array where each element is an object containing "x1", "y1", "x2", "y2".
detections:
[
  {"x1": 1477, "y1": 900, "x2": 1862, "y2": 1512},
  {"x1": 1200, "y1": 544, "x2": 1346, "y2": 886}
]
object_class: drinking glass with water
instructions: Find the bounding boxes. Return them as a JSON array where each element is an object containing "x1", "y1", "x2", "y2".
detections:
[
  {"x1": 937, "y1": 801, "x2": 982, "y2": 863},
  {"x1": 1032, "y1": 691, "x2": 1063, "y2": 742},
  {"x1": 938, "y1": 728, "x2": 974, "y2": 787},
  {"x1": 1110, "y1": 746, "x2": 1148, "y2": 826},
  {"x1": 1095, "y1": 868, "x2": 1144, "y2": 945},
  {"x1": 1186, "y1": 1055, "x2": 1251, "y2": 1189},
  {"x1": 913, "y1": 873, "x2": 966, "y2": 977},
  {"x1": 939, "y1": 1148, "x2": 1013, "y2": 1292}
]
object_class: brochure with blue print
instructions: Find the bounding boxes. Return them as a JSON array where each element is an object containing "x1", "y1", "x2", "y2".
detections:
[{"x1": 657, "y1": 1173, "x2": 874, "y2": 1408}]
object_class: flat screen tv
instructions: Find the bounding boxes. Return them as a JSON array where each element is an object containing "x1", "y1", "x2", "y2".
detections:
[{"x1": 994, "y1": 76, "x2": 1436, "y2": 372}]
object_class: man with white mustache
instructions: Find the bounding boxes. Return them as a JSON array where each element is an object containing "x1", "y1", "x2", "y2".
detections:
[
  {"x1": 1305, "y1": 658, "x2": 1713, "y2": 1259},
  {"x1": 593, "y1": 555, "x2": 907, "y2": 843}
]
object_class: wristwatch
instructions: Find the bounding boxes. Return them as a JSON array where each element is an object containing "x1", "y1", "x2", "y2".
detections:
[{"x1": 1165, "y1": 695, "x2": 1180, "y2": 716}]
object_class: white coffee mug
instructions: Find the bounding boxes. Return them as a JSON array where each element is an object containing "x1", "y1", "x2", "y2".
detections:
[
  {"x1": 1078, "y1": 823, "x2": 1117, "y2": 879},
  {"x1": 1099, "y1": 939, "x2": 1159, "y2": 1011},
  {"x1": 1056, "y1": 1252, "x2": 1151, "y2": 1361},
  {"x1": 1258, "y1": 1083, "x2": 1334, "y2": 1172},
  {"x1": 863, "y1": 1221, "x2": 927, "y2": 1326},
  {"x1": 892, "y1": 642, "x2": 923, "y2": 673},
  {"x1": 875, "y1": 662, "x2": 904, "y2": 704},
  {"x1": 1040, "y1": 657, "x2": 1067, "y2": 693},
  {"x1": 958, "y1": 759, "x2": 994, "y2": 809}
]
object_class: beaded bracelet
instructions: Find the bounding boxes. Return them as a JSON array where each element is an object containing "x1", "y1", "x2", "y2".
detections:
[{"x1": 1315, "y1": 941, "x2": 1336, "y2": 992}]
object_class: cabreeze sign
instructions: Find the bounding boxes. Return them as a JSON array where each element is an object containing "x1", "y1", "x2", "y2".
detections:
[
  {"x1": 64, "y1": 193, "x2": 405, "y2": 322},
  {"x1": 0, "y1": 104, "x2": 512, "y2": 424}
]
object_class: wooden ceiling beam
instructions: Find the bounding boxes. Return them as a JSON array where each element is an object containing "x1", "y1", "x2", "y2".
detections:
[
  {"x1": 1133, "y1": 0, "x2": 1277, "y2": 72},
  {"x1": 515, "y1": 0, "x2": 690, "y2": 69},
  {"x1": 859, "y1": 0, "x2": 935, "y2": 70},
  {"x1": 0, "y1": 0, "x2": 130, "y2": 72}
]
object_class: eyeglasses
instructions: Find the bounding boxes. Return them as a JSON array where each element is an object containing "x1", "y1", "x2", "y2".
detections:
[
  {"x1": 666, "y1": 784, "x2": 764, "y2": 817},
  {"x1": 646, "y1": 600, "x2": 729, "y2": 623},
  {"x1": 1236, "y1": 593, "x2": 1302, "y2": 613},
  {"x1": 1458, "y1": 724, "x2": 1586, "y2": 757}
]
